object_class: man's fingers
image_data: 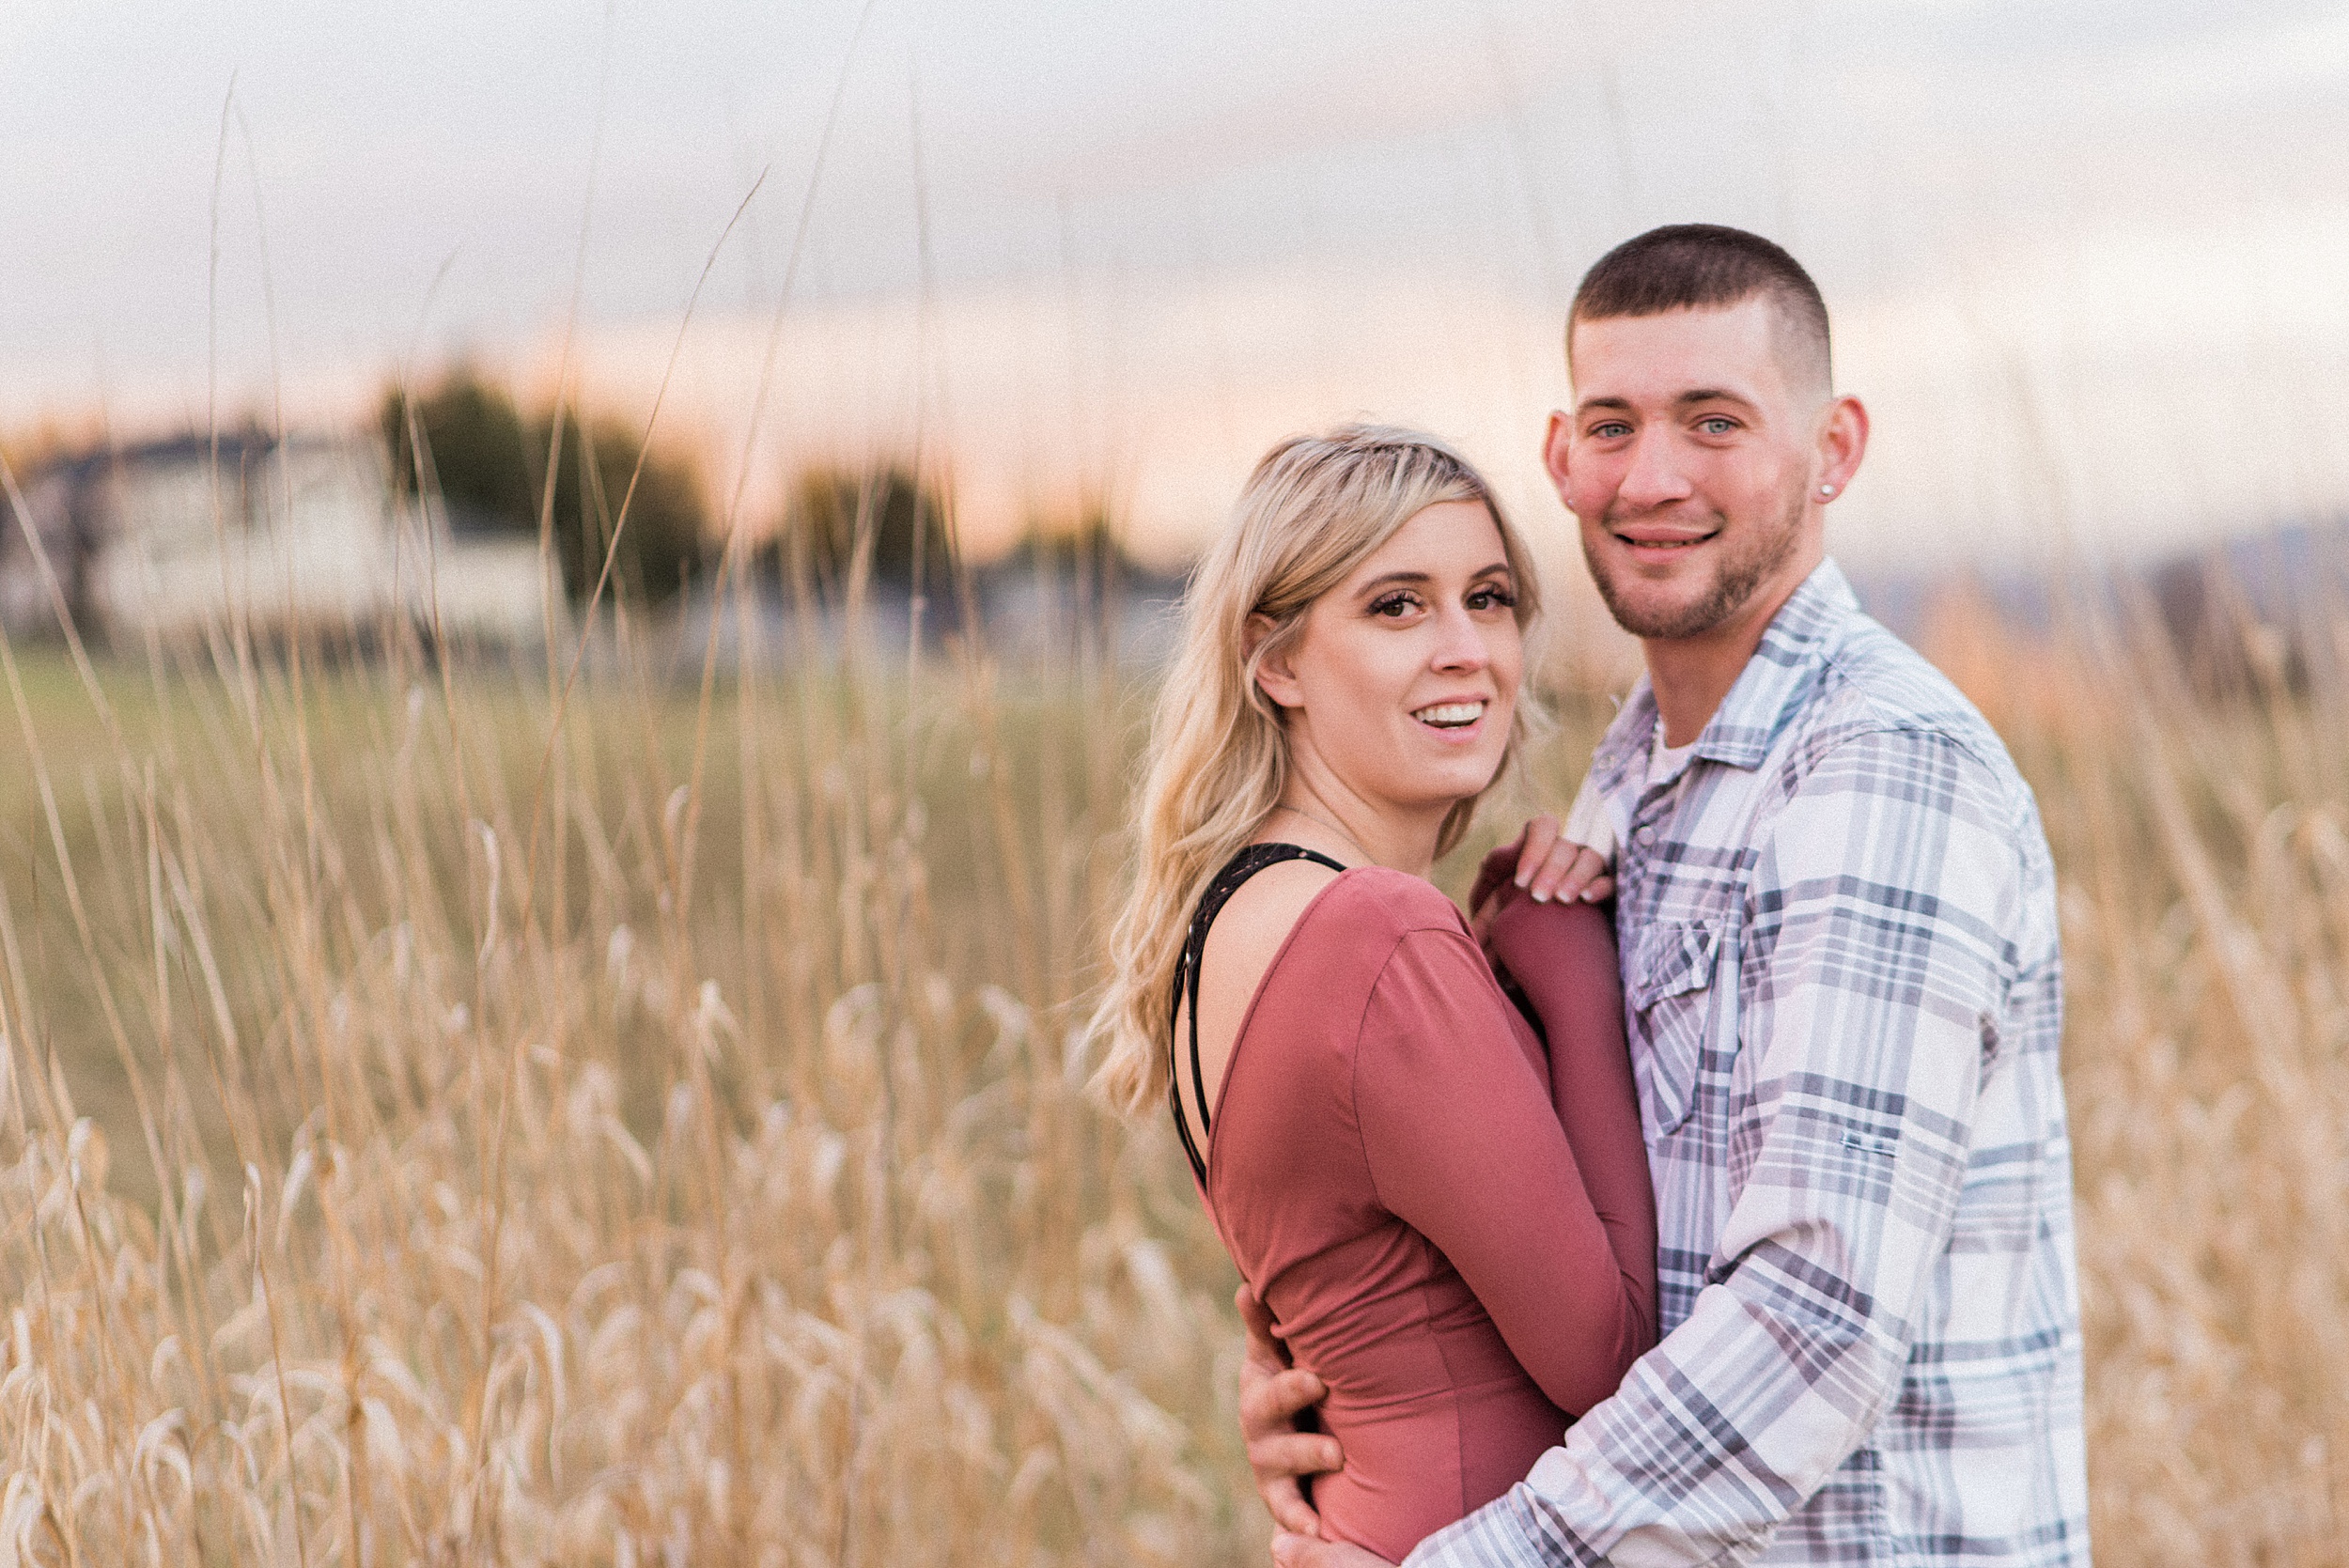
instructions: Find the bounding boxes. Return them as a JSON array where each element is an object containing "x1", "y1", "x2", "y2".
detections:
[
  {"x1": 1256, "y1": 1479, "x2": 1326, "y2": 1539},
  {"x1": 1513, "y1": 815, "x2": 1562, "y2": 887},
  {"x1": 1272, "y1": 1531, "x2": 1394, "y2": 1568},
  {"x1": 1249, "y1": 1428, "x2": 1345, "y2": 1481},
  {"x1": 1241, "y1": 1366, "x2": 1329, "y2": 1434},
  {"x1": 1252, "y1": 1439, "x2": 1340, "y2": 1540},
  {"x1": 1235, "y1": 1284, "x2": 1332, "y2": 1540}
]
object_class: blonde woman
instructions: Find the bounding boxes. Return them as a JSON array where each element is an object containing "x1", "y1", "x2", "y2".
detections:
[{"x1": 1091, "y1": 426, "x2": 1657, "y2": 1560}]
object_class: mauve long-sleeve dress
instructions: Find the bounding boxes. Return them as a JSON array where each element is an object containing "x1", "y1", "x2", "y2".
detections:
[{"x1": 1187, "y1": 863, "x2": 1657, "y2": 1562}]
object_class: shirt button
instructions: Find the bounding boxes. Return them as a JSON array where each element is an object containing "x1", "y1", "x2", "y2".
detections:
[{"x1": 1635, "y1": 825, "x2": 1657, "y2": 846}]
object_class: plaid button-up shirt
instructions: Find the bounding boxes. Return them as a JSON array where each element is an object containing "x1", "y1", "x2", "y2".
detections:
[{"x1": 1410, "y1": 561, "x2": 2089, "y2": 1568}]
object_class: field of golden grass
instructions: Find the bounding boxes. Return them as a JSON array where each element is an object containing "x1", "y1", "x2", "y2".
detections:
[{"x1": 1, "y1": 577, "x2": 2343, "y2": 1566}]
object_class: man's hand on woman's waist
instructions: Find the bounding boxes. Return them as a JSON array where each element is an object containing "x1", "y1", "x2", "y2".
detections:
[
  {"x1": 1237, "y1": 1282, "x2": 1345, "y2": 1540},
  {"x1": 1238, "y1": 1281, "x2": 1395, "y2": 1567}
]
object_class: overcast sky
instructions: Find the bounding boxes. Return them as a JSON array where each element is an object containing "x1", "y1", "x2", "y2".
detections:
[{"x1": 7, "y1": 0, "x2": 2348, "y2": 576}]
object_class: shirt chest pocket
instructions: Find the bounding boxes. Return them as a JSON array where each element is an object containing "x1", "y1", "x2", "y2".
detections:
[{"x1": 1626, "y1": 917, "x2": 1736, "y2": 1141}]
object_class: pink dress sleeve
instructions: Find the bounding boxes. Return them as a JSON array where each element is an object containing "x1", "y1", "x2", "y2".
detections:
[
  {"x1": 1352, "y1": 913, "x2": 1658, "y2": 1419},
  {"x1": 1488, "y1": 895, "x2": 1658, "y2": 1354}
]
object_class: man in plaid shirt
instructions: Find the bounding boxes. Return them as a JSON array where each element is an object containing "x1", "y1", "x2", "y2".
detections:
[{"x1": 1245, "y1": 225, "x2": 2090, "y2": 1568}]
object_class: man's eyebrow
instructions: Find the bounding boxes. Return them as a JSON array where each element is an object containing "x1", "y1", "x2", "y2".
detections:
[{"x1": 1573, "y1": 389, "x2": 1760, "y2": 414}]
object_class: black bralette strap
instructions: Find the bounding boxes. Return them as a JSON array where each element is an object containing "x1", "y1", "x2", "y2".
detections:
[{"x1": 1170, "y1": 842, "x2": 1348, "y2": 1185}]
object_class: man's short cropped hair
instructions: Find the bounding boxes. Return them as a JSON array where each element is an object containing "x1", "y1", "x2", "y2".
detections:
[{"x1": 1570, "y1": 224, "x2": 1833, "y2": 395}]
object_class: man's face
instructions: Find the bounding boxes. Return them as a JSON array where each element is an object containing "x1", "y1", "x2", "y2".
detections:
[{"x1": 1550, "y1": 296, "x2": 1828, "y2": 643}]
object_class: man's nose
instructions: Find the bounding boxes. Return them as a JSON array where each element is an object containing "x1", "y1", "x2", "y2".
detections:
[{"x1": 1616, "y1": 427, "x2": 1693, "y2": 509}]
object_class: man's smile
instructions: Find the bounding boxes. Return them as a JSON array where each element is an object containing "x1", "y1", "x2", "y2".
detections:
[{"x1": 1607, "y1": 520, "x2": 1721, "y2": 562}]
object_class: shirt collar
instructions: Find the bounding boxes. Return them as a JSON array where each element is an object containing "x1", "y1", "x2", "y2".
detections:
[{"x1": 1589, "y1": 557, "x2": 1861, "y2": 792}]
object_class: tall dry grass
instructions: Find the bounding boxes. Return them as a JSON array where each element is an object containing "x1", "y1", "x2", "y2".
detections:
[
  {"x1": 0, "y1": 567, "x2": 1255, "y2": 1567},
  {"x1": 0, "y1": 543, "x2": 2345, "y2": 1567},
  {"x1": 1952, "y1": 592, "x2": 2349, "y2": 1564}
]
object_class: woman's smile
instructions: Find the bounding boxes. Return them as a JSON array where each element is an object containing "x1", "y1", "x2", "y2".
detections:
[
  {"x1": 1414, "y1": 700, "x2": 1486, "y2": 726},
  {"x1": 1410, "y1": 699, "x2": 1492, "y2": 738}
]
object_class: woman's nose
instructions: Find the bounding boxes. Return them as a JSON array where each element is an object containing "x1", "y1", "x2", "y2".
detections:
[{"x1": 1430, "y1": 606, "x2": 1492, "y2": 672}]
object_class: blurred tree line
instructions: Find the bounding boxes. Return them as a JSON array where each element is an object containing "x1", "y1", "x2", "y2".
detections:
[
  {"x1": 753, "y1": 467, "x2": 964, "y2": 628},
  {"x1": 381, "y1": 371, "x2": 708, "y2": 606},
  {"x1": 382, "y1": 367, "x2": 1152, "y2": 628}
]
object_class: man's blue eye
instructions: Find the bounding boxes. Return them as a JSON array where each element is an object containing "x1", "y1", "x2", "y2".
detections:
[{"x1": 1700, "y1": 417, "x2": 1736, "y2": 435}]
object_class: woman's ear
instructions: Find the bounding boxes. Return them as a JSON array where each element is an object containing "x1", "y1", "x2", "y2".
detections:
[{"x1": 1247, "y1": 613, "x2": 1303, "y2": 710}]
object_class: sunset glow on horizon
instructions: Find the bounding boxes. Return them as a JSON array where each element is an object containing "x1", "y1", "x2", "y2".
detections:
[{"x1": 8, "y1": 0, "x2": 2347, "y2": 589}]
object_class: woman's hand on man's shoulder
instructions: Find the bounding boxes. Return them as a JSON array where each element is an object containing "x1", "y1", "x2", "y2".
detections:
[{"x1": 1470, "y1": 815, "x2": 1615, "y2": 940}]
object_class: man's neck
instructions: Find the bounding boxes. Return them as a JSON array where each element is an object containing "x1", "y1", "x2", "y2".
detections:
[{"x1": 1642, "y1": 554, "x2": 1818, "y2": 748}]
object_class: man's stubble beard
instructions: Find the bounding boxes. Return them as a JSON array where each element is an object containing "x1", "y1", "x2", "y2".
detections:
[{"x1": 1583, "y1": 482, "x2": 1807, "y2": 642}]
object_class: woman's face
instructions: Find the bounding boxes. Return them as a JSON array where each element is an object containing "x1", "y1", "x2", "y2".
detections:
[{"x1": 1257, "y1": 499, "x2": 1526, "y2": 822}]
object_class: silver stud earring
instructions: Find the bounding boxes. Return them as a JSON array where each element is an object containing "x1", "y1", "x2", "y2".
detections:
[{"x1": 1819, "y1": 484, "x2": 1836, "y2": 497}]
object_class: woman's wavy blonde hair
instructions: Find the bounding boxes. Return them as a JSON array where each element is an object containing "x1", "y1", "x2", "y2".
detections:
[{"x1": 1087, "y1": 424, "x2": 1543, "y2": 1118}]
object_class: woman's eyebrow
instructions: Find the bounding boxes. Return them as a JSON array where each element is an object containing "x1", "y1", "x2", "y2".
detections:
[{"x1": 1352, "y1": 564, "x2": 1513, "y2": 597}]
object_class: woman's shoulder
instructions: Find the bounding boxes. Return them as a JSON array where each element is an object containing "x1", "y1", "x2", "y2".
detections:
[
  {"x1": 1215, "y1": 861, "x2": 1474, "y2": 1016},
  {"x1": 1242, "y1": 866, "x2": 1471, "y2": 1008},
  {"x1": 1307, "y1": 864, "x2": 1470, "y2": 940},
  {"x1": 1261, "y1": 869, "x2": 1523, "y2": 1076},
  {"x1": 1215, "y1": 856, "x2": 1459, "y2": 948},
  {"x1": 1216, "y1": 862, "x2": 1459, "y2": 992}
]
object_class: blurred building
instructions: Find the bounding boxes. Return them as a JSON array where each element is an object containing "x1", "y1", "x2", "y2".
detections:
[{"x1": 0, "y1": 430, "x2": 559, "y2": 647}]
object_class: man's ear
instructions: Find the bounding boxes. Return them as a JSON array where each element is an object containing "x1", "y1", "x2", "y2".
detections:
[
  {"x1": 1247, "y1": 613, "x2": 1302, "y2": 710},
  {"x1": 1813, "y1": 395, "x2": 1870, "y2": 500},
  {"x1": 1542, "y1": 411, "x2": 1573, "y2": 506}
]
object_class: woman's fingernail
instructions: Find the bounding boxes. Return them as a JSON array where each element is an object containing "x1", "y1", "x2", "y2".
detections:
[{"x1": 1531, "y1": 889, "x2": 1549, "y2": 903}]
